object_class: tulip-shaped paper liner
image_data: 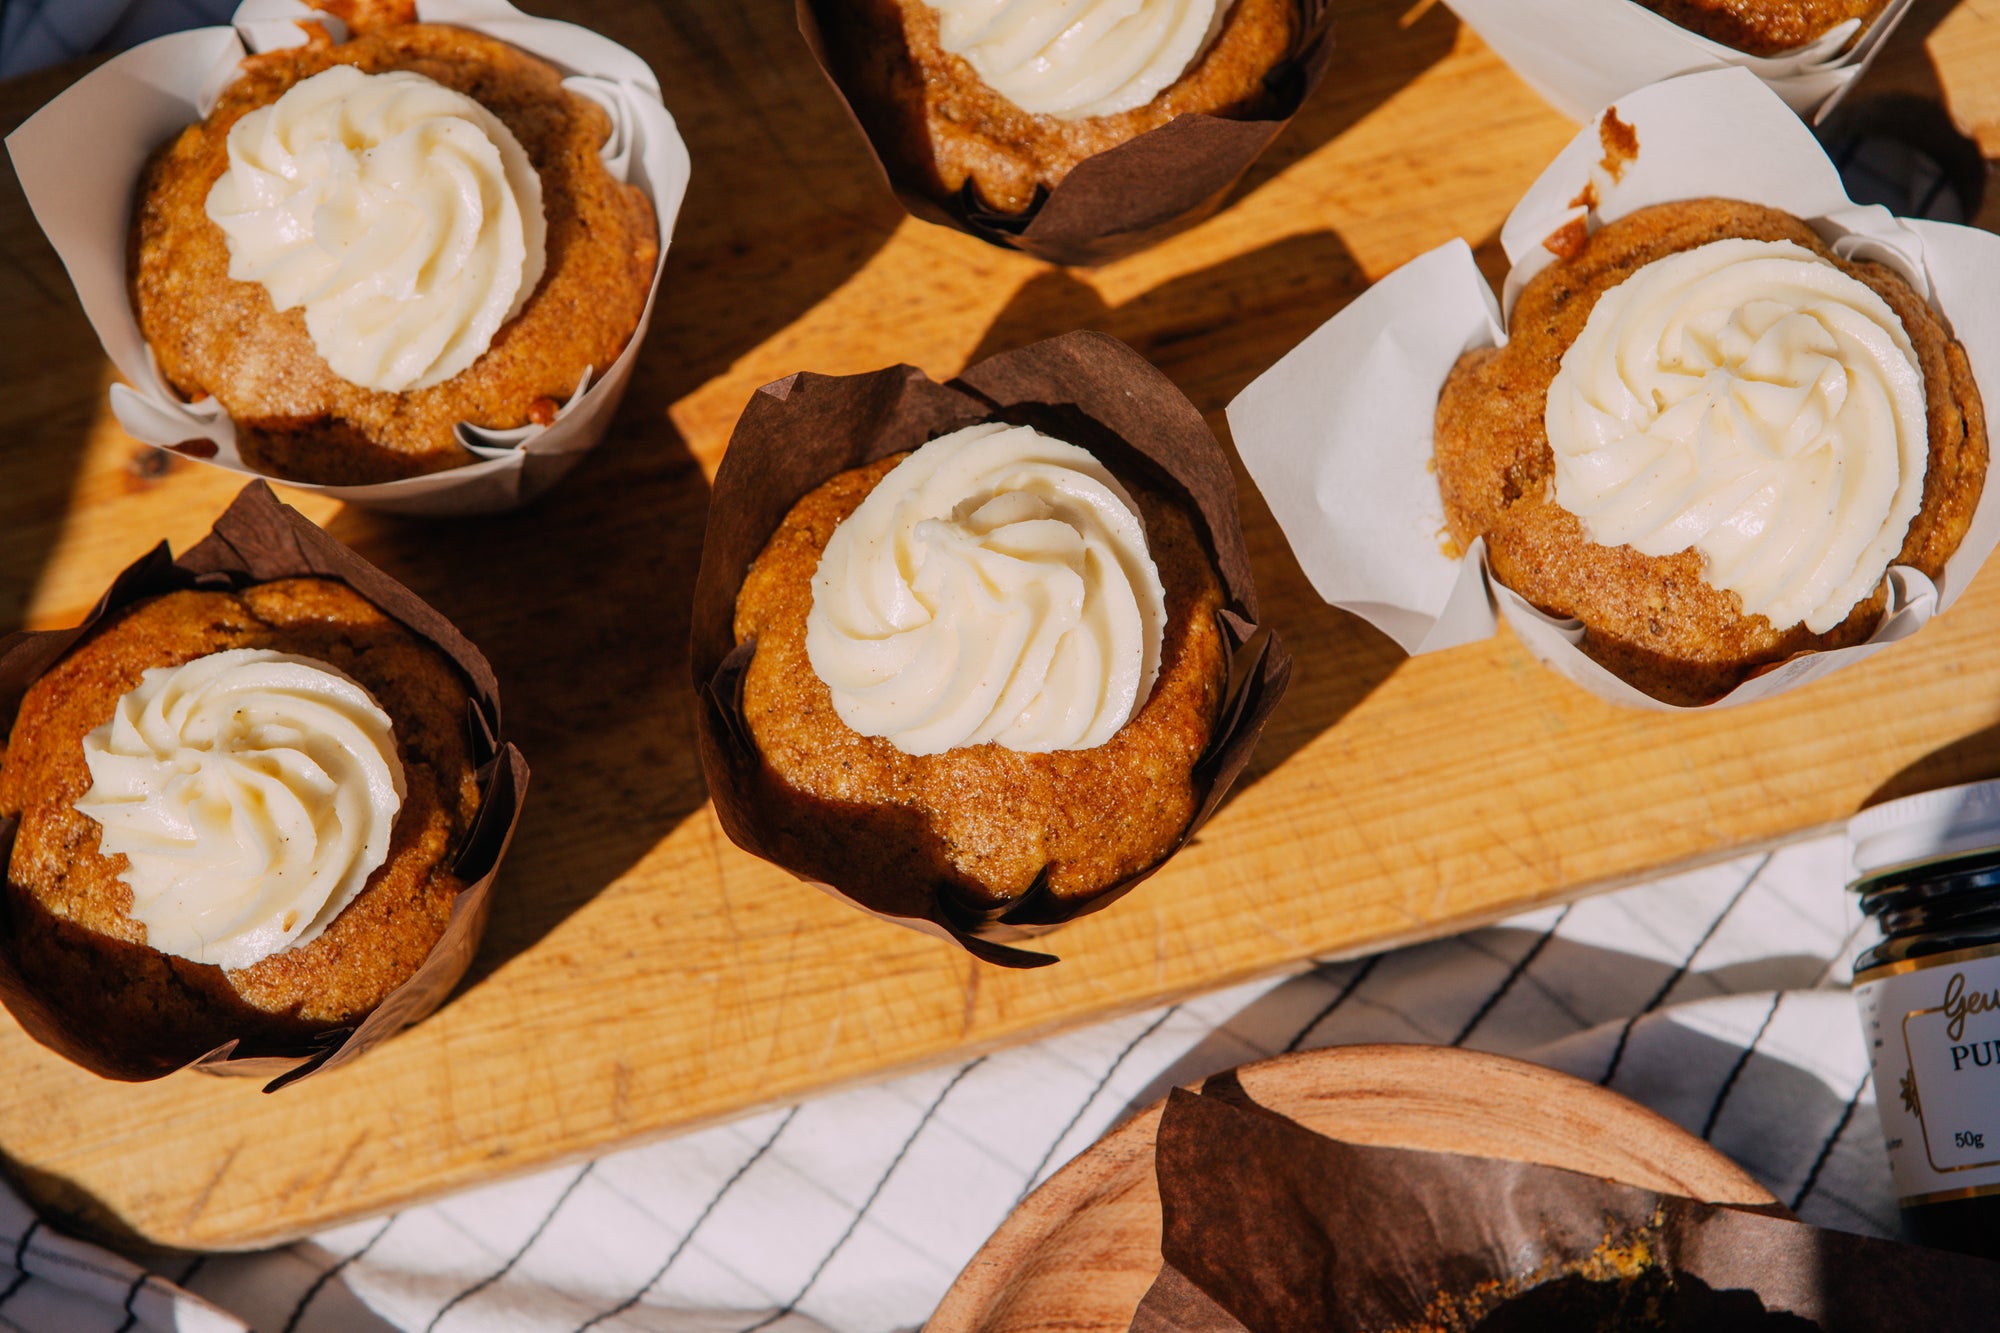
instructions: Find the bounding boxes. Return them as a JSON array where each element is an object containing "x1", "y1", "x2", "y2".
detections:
[
  {"x1": 1132, "y1": 1077, "x2": 2000, "y2": 1331},
  {"x1": 693, "y1": 332, "x2": 1290, "y2": 966},
  {"x1": 1228, "y1": 67, "x2": 2000, "y2": 712},
  {"x1": 0, "y1": 483, "x2": 529, "y2": 1090},
  {"x1": 4, "y1": 0, "x2": 691, "y2": 517},
  {"x1": 1445, "y1": 0, "x2": 1915, "y2": 123},
  {"x1": 796, "y1": 0, "x2": 1334, "y2": 267}
]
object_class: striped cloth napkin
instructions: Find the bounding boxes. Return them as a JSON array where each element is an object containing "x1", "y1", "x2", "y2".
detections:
[{"x1": 0, "y1": 834, "x2": 1893, "y2": 1331}]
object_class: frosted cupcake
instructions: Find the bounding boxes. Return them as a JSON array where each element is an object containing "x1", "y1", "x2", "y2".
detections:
[
  {"x1": 0, "y1": 484, "x2": 526, "y2": 1084},
  {"x1": 733, "y1": 422, "x2": 1230, "y2": 908},
  {"x1": 1226, "y1": 69, "x2": 2000, "y2": 710},
  {"x1": 694, "y1": 333, "x2": 1289, "y2": 961},
  {"x1": 131, "y1": 20, "x2": 658, "y2": 484},
  {"x1": 1434, "y1": 198, "x2": 1987, "y2": 705}
]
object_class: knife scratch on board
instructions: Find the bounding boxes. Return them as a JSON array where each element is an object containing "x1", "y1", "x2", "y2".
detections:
[
  {"x1": 308, "y1": 1131, "x2": 371, "y2": 1211},
  {"x1": 961, "y1": 962, "x2": 980, "y2": 1038},
  {"x1": 183, "y1": 1142, "x2": 243, "y2": 1230}
]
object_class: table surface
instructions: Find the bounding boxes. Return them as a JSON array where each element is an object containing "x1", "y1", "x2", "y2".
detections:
[{"x1": 3, "y1": 0, "x2": 2000, "y2": 1254}]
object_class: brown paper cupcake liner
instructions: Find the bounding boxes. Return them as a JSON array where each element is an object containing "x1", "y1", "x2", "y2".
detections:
[
  {"x1": 692, "y1": 330, "x2": 1291, "y2": 967},
  {"x1": 0, "y1": 481, "x2": 528, "y2": 1090},
  {"x1": 1137, "y1": 1079, "x2": 2000, "y2": 1329},
  {"x1": 797, "y1": 0, "x2": 1335, "y2": 267}
]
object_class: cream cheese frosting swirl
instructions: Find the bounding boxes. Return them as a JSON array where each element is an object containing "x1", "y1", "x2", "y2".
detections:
[
  {"x1": 205, "y1": 65, "x2": 547, "y2": 393},
  {"x1": 806, "y1": 422, "x2": 1168, "y2": 756},
  {"x1": 929, "y1": 0, "x2": 1235, "y2": 119},
  {"x1": 1545, "y1": 237, "x2": 1930, "y2": 634},
  {"x1": 74, "y1": 649, "x2": 405, "y2": 972}
]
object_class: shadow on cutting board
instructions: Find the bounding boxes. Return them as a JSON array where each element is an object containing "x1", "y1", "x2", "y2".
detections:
[
  {"x1": 1863, "y1": 720, "x2": 2000, "y2": 809},
  {"x1": 0, "y1": 56, "x2": 116, "y2": 641},
  {"x1": 594, "y1": 0, "x2": 907, "y2": 427},
  {"x1": 1223, "y1": 0, "x2": 1463, "y2": 210},
  {"x1": 326, "y1": 419, "x2": 714, "y2": 998}
]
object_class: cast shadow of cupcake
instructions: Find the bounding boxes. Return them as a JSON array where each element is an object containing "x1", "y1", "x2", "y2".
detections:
[
  {"x1": 585, "y1": 0, "x2": 907, "y2": 404},
  {"x1": 0, "y1": 60, "x2": 140, "y2": 640},
  {"x1": 969, "y1": 230, "x2": 1409, "y2": 800},
  {"x1": 1222, "y1": 0, "x2": 1461, "y2": 207},
  {"x1": 1864, "y1": 719, "x2": 2000, "y2": 808},
  {"x1": 324, "y1": 404, "x2": 709, "y2": 991},
  {"x1": 971, "y1": 230, "x2": 1372, "y2": 409}
]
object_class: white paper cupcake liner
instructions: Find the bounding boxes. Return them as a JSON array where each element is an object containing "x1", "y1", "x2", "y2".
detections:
[
  {"x1": 1227, "y1": 66, "x2": 2000, "y2": 712},
  {"x1": 4, "y1": 0, "x2": 690, "y2": 516},
  {"x1": 1445, "y1": 0, "x2": 1915, "y2": 124}
]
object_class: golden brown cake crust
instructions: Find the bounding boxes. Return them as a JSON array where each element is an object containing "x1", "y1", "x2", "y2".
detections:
[
  {"x1": 131, "y1": 22, "x2": 659, "y2": 485},
  {"x1": 1635, "y1": 0, "x2": 1884, "y2": 56},
  {"x1": 732, "y1": 453, "x2": 1229, "y2": 909},
  {"x1": 816, "y1": 0, "x2": 1300, "y2": 215},
  {"x1": 1434, "y1": 198, "x2": 1987, "y2": 707},
  {"x1": 0, "y1": 579, "x2": 480, "y2": 1070}
]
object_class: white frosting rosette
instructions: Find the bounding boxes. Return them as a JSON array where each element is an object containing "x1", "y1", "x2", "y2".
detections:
[
  {"x1": 1444, "y1": 0, "x2": 1916, "y2": 123},
  {"x1": 929, "y1": 0, "x2": 1234, "y2": 119},
  {"x1": 1544, "y1": 237, "x2": 1931, "y2": 636},
  {"x1": 205, "y1": 64, "x2": 549, "y2": 394},
  {"x1": 4, "y1": 0, "x2": 691, "y2": 515},
  {"x1": 1227, "y1": 67, "x2": 2000, "y2": 711},
  {"x1": 805, "y1": 422, "x2": 1168, "y2": 755},
  {"x1": 75, "y1": 650, "x2": 406, "y2": 972}
]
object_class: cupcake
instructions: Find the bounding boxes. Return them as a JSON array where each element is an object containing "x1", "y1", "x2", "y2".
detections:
[
  {"x1": 735, "y1": 423, "x2": 1228, "y2": 908},
  {"x1": 801, "y1": 0, "x2": 1334, "y2": 264},
  {"x1": 1227, "y1": 69, "x2": 2000, "y2": 711},
  {"x1": 0, "y1": 483, "x2": 526, "y2": 1085},
  {"x1": 1434, "y1": 197, "x2": 1987, "y2": 706},
  {"x1": 7, "y1": 0, "x2": 689, "y2": 514},
  {"x1": 695, "y1": 333, "x2": 1288, "y2": 963},
  {"x1": 131, "y1": 16, "x2": 658, "y2": 485},
  {"x1": 1634, "y1": 0, "x2": 1884, "y2": 56}
]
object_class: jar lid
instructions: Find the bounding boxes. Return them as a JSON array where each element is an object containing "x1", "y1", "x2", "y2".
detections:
[{"x1": 1850, "y1": 778, "x2": 2000, "y2": 885}]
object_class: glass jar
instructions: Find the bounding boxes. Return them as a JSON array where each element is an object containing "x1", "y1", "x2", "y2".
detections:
[{"x1": 1851, "y1": 779, "x2": 2000, "y2": 1259}]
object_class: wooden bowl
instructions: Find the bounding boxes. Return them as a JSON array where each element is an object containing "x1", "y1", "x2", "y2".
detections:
[{"x1": 929, "y1": 1043, "x2": 1778, "y2": 1333}]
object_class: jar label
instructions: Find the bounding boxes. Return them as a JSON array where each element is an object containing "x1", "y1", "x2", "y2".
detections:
[{"x1": 1857, "y1": 943, "x2": 2000, "y2": 1206}]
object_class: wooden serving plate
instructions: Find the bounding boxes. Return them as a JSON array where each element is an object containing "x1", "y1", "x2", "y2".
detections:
[
  {"x1": 930, "y1": 1045, "x2": 1778, "y2": 1333},
  {"x1": 1, "y1": 0, "x2": 1998, "y2": 1252}
]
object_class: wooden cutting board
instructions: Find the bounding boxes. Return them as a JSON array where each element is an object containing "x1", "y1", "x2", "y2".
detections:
[
  {"x1": 929, "y1": 1045, "x2": 1778, "y2": 1333},
  {"x1": 3, "y1": 0, "x2": 1999, "y2": 1253}
]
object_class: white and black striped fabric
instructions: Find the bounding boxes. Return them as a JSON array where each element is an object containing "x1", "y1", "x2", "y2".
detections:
[
  {"x1": 0, "y1": 1188, "x2": 241, "y2": 1332},
  {"x1": 0, "y1": 833, "x2": 1894, "y2": 1332}
]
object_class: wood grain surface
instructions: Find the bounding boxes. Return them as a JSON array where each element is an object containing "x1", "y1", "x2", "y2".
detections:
[
  {"x1": 929, "y1": 1045, "x2": 1779, "y2": 1333},
  {"x1": 3, "y1": 0, "x2": 2000, "y2": 1253}
]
